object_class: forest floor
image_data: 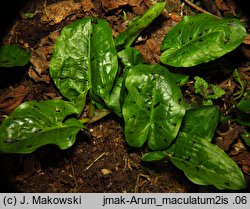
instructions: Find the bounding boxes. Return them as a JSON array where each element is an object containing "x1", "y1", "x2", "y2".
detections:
[{"x1": 0, "y1": 0, "x2": 250, "y2": 192}]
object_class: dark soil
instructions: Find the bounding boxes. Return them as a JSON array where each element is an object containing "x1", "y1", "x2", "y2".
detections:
[{"x1": 0, "y1": 0, "x2": 250, "y2": 192}]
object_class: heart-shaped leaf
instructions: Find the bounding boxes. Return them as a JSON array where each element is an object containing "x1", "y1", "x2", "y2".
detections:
[
  {"x1": 160, "y1": 13, "x2": 246, "y2": 67},
  {"x1": 123, "y1": 64, "x2": 185, "y2": 150},
  {"x1": 0, "y1": 100, "x2": 84, "y2": 153}
]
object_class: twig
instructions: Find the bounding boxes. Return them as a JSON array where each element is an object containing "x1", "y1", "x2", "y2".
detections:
[
  {"x1": 67, "y1": 152, "x2": 78, "y2": 192},
  {"x1": 84, "y1": 152, "x2": 108, "y2": 171},
  {"x1": 183, "y1": 0, "x2": 221, "y2": 19},
  {"x1": 134, "y1": 174, "x2": 140, "y2": 193},
  {"x1": 134, "y1": 174, "x2": 151, "y2": 192}
]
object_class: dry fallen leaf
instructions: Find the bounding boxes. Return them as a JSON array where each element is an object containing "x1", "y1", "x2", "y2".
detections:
[
  {"x1": 128, "y1": 0, "x2": 143, "y2": 7},
  {"x1": 231, "y1": 149, "x2": 250, "y2": 174},
  {"x1": 29, "y1": 31, "x2": 59, "y2": 83},
  {"x1": 101, "y1": 0, "x2": 144, "y2": 12},
  {"x1": 214, "y1": 0, "x2": 236, "y2": 15},
  {"x1": 80, "y1": 0, "x2": 94, "y2": 12},
  {"x1": 41, "y1": 1, "x2": 81, "y2": 24},
  {"x1": 0, "y1": 85, "x2": 30, "y2": 112},
  {"x1": 28, "y1": 67, "x2": 51, "y2": 83},
  {"x1": 101, "y1": 0, "x2": 127, "y2": 12}
]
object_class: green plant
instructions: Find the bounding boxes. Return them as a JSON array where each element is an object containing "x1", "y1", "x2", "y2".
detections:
[
  {"x1": 236, "y1": 91, "x2": 250, "y2": 126},
  {"x1": 142, "y1": 106, "x2": 245, "y2": 190},
  {"x1": 0, "y1": 100, "x2": 83, "y2": 153},
  {"x1": 194, "y1": 76, "x2": 225, "y2": 105},
  {"x1": 0, "y1": 4, "x2": 247, "y2": 190},
  {"x1": 233, "y1": 69, "x2": 247, "y2": 99},
  {"x1": 123, "y1": 64, "x2": 185, "y2": 150},
  {"x1": 115, "y1": 2, "x2": 166, "y2": 50},
  {"x1": 0, "y1": 44, "x2": 30, "y2": 67},
  {"x1": 160, "y1": 13, "x2": 246, "y2": 67}
]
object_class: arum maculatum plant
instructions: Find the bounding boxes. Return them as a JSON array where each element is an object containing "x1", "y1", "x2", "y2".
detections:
[{"x1": 0, "y1": 2, "x2": 247, "y2": 190}]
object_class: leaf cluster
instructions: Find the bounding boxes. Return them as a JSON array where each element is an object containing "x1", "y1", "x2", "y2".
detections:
[
  {"x1": 0, "y1": 3, "x2": 247, "y2": 190},
  {"x1": 194, "y1": 76, "x2": 225, "y2": 106}
]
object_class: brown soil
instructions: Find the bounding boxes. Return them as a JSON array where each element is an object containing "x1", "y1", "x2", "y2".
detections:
[{"x1": 0, "y1": 0, "x2": 250, "y2": 192}]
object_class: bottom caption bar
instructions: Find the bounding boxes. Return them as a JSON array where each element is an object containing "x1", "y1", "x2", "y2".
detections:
[{"x1": 0, "y1": 193, "x2": 249, "y2": 209}]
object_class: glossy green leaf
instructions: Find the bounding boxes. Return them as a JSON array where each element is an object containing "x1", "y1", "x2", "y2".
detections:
[
  {"x1": 160, "y1": 13, "x2": 246, "y2": 67},
  {"x1": 115, "y1": 2, "x2": 166, "y2": 50},
  {"x1": 117, "y1": 47, "x2": 145, "y2": 67},
  {"x1": 108, "y1": 77, "x2": 123, "y2": 117},
  {"x1": 122, "y1": 64, "x2": 185, "y2": 150},
  {"x1": 90, "y1": 19, "x2": 119, "y2": 106},
  {"x1": 50, "y1": 18, "x2": 118, "y2": 107},
  {"x1": 236, "y1": 99, "x2": 250, "y2": 113},
  {"x1": 0, "y1": 44, "x2": 30, "y2": 67},
  {"x1": 141, "y1": 150, "x2": 169, "y2": 162},
  {"x1": 168, "y1": 132, "x2": 246, "y2": 190},
  {"x1": 0, "y1": 100, "x2": 84, "y2": 154},
  {"x1": 236, "y1": 111, "x2": 250, "y2": 126},
  {"x1": 50, "y1": 18, "x2": 92, "y2": 103},
  {"x1": 180, "y1": 106, "x2": 219, "y2": 142},
  {"x1": 110, "y1": 48, "x2": 145, "y2": 116},
  {"x1": 85, "y1": 108, "x2": 111, "y2": 124}
]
